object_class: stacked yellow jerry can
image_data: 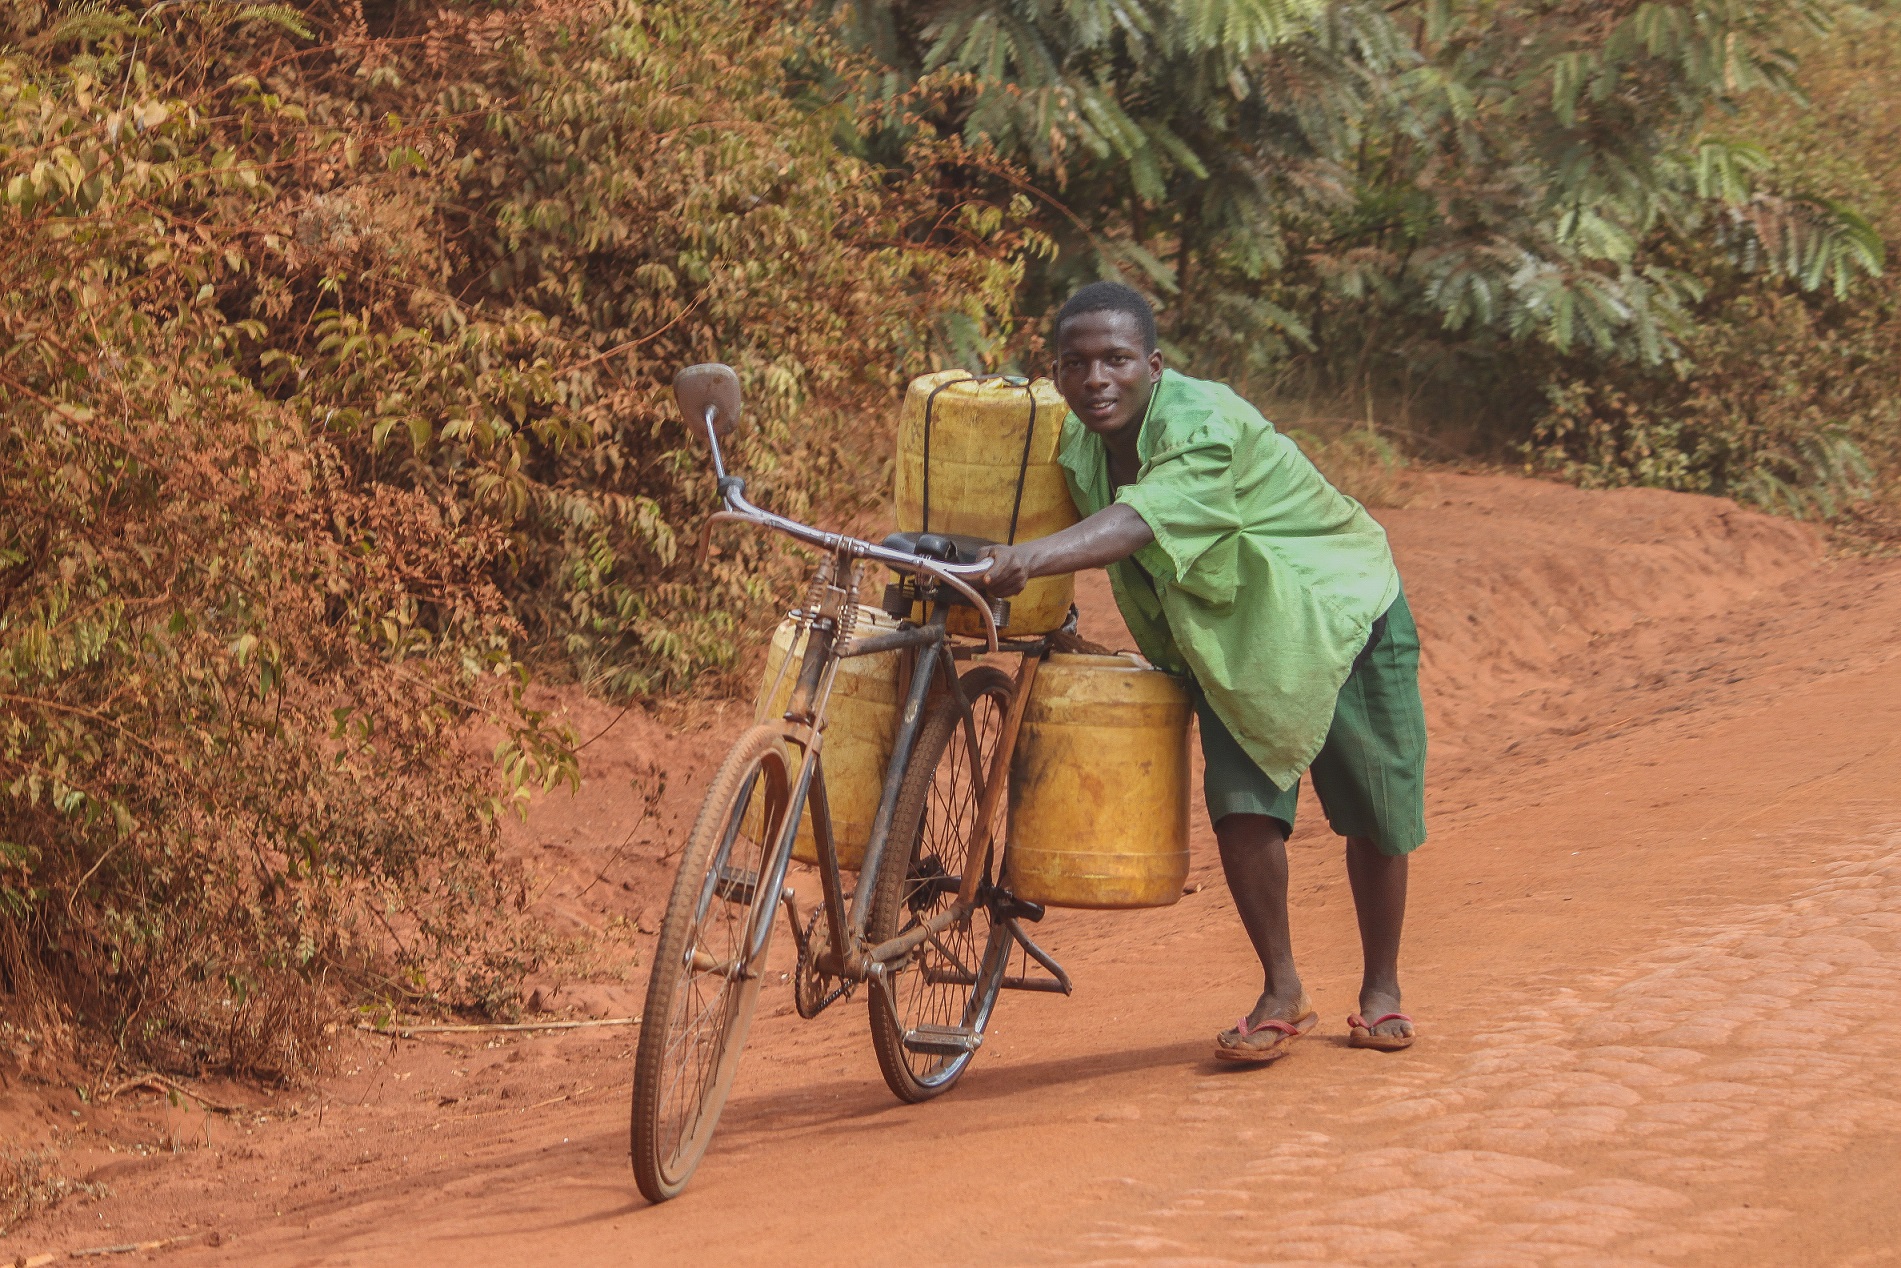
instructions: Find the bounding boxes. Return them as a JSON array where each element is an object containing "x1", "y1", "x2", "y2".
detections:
[
  {"x1": 755, "y1": 371, "x2": 1191, "y2": 908},
  {"x1": 894, "y1": 372, "x2": 1077, "y2": 636}
]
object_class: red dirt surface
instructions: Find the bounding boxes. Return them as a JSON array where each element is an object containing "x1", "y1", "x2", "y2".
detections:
[{"x1": 6, "y1": 472, "x2": 1900, "y2": 1266}]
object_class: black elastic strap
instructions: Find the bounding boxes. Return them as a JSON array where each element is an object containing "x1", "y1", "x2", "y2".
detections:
[
  {"x1": 1004, "y1": 388, "x2": 1036, "y2": 545},
  {"x1": 918, "y1": 374, "x2": 1032, "y2": 539},
  {"x1": 919, "y1": 377, "x2": 964, "y2": 536}
]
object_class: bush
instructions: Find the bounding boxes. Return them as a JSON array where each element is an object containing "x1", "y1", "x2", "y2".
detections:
[
  {"x1": 1283, "y1": 427, "x2": 1415, "y2": 511},
  {"x1": 1532, "y1": 291, "x2": 1887, "y2": 517},
  {"x1": 0, "y1": 0, "x2": 1025, "y2": 1076}
]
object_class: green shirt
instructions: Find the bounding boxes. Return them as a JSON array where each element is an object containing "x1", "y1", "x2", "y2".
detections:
[{"x1": 1057, "y1": 369, "x2": 1400, "y2": 787}]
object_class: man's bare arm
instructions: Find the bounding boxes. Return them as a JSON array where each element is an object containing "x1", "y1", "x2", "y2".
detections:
[{"x1": 977, "y1": 504, "x2": 1154, "y2": 597}]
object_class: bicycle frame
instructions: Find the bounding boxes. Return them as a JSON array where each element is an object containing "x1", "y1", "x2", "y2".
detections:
[
  {"x1": 689, "y1": 397, "x2": 1059, "y2": 1000},
  {"x1": 632, "y1": 365, "x2": 1074, "y2": 1205}
]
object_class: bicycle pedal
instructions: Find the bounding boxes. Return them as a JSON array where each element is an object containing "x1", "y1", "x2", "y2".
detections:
[
  {"x1": 901, "y1": 1024, "x2": 983, "y2": 1056},
  {"x1": 995, "y1": 894, "x2": 1046, "y2": 922},
  {"x1": 713, "y1": 866, "x2": 758, "y2": 905}
]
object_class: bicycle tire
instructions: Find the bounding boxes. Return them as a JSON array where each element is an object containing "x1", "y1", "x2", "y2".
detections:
[
  {"x1": 866, "y1": 665, "x2": 1015, "y2": 1103},
  {"x1": 631, "y1": 724, "x2": 791, "y2": 1202}
]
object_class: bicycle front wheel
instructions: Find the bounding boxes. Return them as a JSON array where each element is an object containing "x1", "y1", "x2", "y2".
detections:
[
  {"x1": 867, "y1": 665, "x2": 1015, "y2": 1103},
  {"x1": 631, "y1": 724, "x2": 791, "y2": 1202}
]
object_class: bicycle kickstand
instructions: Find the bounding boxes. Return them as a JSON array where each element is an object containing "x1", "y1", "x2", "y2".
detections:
[{"x1": 995, "y1": 897, "x2": 1073, "y2": 996}]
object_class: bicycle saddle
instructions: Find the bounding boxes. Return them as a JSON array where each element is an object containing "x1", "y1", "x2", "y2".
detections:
[{"x1": 882, "y1": 530, "x2": 998, "y2": 564}]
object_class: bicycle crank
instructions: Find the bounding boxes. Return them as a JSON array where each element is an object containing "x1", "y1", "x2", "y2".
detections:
[{"x1": 789, "y1": 892, "x2": 855, "y2": 1019}]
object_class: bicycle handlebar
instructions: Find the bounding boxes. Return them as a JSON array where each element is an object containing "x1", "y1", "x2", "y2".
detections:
[{"x1": 692, "y1": 399, "x2": 1003, "y2": 651}]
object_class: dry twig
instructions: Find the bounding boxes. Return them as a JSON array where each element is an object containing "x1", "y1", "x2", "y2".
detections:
[
  {"x1": 355, "y1": 1017, "x2": 639, "y2": 1038},
  {"x1": 99, "y1": 1074, "x2": 238, "y2": 1114}
]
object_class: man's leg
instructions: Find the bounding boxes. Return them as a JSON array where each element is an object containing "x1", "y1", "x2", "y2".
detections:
[
  {"x1": 1345, "y1": 834, "x2": 1412, "y2": 1042},
  {"x1": 1215, "y1": 813, "x2": 1310, "y2": 1027}
]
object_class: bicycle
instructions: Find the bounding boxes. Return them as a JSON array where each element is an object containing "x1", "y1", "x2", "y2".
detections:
[{"x1": 630, "y1": 363, "x2": 1074, "y2": 1203}]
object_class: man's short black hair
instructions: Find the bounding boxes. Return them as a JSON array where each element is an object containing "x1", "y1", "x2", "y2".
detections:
[{"x1": 1054, "y1": 281, "x2": 1158, "y2": 353}]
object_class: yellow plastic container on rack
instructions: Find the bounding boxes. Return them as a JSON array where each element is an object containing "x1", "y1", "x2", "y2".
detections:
[
  {"x1": 895, "y1": 371, "x2": 1081, "y2": 636},
  {"x1": 756, "y1": 607, "x2": 905, "y2": 868},
  {"x1": 1005, "y1": 653, "x2": 1191, "y2": 909}
]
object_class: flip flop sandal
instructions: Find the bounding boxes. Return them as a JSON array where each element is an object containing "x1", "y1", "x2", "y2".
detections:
[
  {"x1": 1347, "y1": 1012, "x2": 1415, "y2": 1051},
  {"x1": 1214, "y1": 1007, "x2": 1318, "y2": 1064}
]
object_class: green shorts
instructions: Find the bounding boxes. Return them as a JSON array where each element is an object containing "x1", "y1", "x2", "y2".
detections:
[{"x1": 1195, "y1": 590, "x2": 1428, "y2": 857}]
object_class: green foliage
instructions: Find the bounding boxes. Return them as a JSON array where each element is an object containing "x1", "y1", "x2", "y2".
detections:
[
  {"x1": 839, "y1": 0, "x2": 1882, "y2": 352},
  {"x1": 1532, "y1": 4, "x2": 1901, "y2": 519},
  {"x1": 830, "y1": 0, "x2": 1406, "y2": 323},
  {"x1": 0, "y1": 0, "x2": 1024, "y2": 1074},
  {"x1": 828, "y1": 0, "x2": 1892, "y2": 511}
]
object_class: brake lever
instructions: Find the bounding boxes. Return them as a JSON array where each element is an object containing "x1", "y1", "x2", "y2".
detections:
[{"x1": 917, "y1": 559, "x2": 1001, "y2": 652}]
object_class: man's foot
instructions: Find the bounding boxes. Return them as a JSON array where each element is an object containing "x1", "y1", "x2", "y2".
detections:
[
  {"x1": 1214, "y1": 990, "x2": 1316, "y2": 1063},
  {"x1": 1347, "y1": 987, "x2": 1414, "y2": 1051}
]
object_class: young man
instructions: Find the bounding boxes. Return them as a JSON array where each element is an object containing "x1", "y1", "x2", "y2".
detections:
[{"x1": 979, "y1": 281, "x2": 1426, "y2": 1061}]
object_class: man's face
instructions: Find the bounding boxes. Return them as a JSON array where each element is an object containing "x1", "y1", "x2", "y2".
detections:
[{"x1": 1052, "y1": 310, "x2": 1163, "y2": 440}]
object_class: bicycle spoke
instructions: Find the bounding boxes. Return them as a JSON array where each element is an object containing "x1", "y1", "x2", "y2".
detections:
[{"x1": 922, "y1": 927, "x2": 976, "y2": 981}]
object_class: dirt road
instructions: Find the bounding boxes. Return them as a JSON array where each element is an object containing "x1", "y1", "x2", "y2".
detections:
[{"x1": 6, "y1": 474, "x2": 1899, "y2": 1265}]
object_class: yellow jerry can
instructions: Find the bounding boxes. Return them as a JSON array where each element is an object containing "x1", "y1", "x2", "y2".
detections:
[
  {"x1": 756, "y1": 607, "x2": 904, "y2": 868},
  {"x1": 1005, "y1": 653, "x2": 1192, "y2": 908},
  {"x1": 895, "y1": 371, "x2": 1081, "y2": 636}
]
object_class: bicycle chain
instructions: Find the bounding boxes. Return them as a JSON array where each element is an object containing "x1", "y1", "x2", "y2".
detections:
[{"x1": 793, "y1": 902, "x2": 854, "y2": 1019}]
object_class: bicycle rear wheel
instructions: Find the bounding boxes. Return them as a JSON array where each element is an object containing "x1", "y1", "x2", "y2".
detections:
[
  {"x1": 867, "y1": 665, "x2": 1014, "y2": 1102},
  {"x1": 631, "y1": 724, "x2": 791, "y2": 1202}
]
